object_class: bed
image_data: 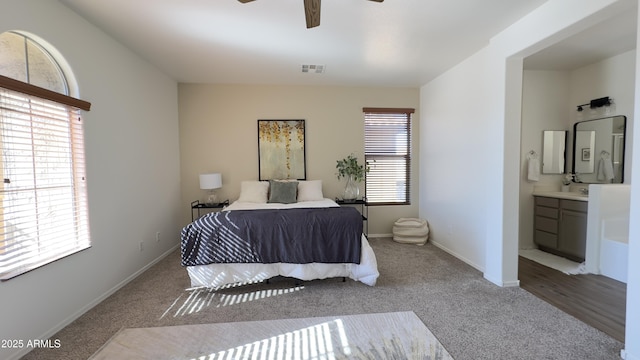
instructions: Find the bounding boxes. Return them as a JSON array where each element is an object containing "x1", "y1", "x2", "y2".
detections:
[{"x1": 180, "y1": 180, "x2": 379, "y2": 289}]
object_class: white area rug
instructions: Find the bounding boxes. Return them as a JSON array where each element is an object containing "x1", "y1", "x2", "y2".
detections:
[
  {"x1": 519, "y1": 249, "x2": 587, "y2": 275},
  {"x1": 90, "y1": 311, "x2": 453, "y2": 360}
]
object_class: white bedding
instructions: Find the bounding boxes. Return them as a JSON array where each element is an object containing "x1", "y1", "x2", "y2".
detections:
[
  {"x1": 185, "y1": 199, "x2": 379, "y2": 288},
  {"x1": 223, "y1": 198, "x2": 340, "y2": 211}
]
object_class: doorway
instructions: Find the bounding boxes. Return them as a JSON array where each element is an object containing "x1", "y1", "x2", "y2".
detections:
[{"x1": 515, "y1": 5, "x2": 636, "y2": 346}]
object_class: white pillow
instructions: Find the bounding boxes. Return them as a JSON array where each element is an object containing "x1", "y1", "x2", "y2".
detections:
[
  {"x1": 237, "y1": 181, "x2": 269, "y2": 203},
  {"x1": 297, "y1": 180, "x2": 324, "y2": 201}
]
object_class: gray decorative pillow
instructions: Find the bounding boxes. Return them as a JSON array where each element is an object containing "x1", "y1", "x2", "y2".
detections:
[{"x1": 268, "y1": 180, "x2": 298, "y2": 204}]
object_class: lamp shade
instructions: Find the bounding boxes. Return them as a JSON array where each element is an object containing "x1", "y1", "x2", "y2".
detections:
[{"x1": 199, "y1": 173, "x2": 222, "y2": 190}]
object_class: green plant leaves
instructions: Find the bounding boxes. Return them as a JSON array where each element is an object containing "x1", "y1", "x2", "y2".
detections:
[{"x1": 336, "y1": 153, "x2": 367, "y2": 182}]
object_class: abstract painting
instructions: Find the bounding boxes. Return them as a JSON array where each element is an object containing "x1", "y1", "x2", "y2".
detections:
[{"x1": 258, "y1": 120, "x2": 306, "y2": 180}]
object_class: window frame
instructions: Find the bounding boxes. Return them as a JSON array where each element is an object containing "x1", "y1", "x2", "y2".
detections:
[
  {"x1": 0, "y1": 75, "x2": 89, "y2": 111},
  {"x1": 363, "y1": 107, "x2": 414, "y2": 206},
  {"x1": 0, "y1": 32, "x2": 91, "y2": 281}
]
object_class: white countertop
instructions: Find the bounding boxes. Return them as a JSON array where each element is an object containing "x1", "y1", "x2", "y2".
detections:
[{"x1": 532, "y1": 191, "x2": 588, "y2": 201}]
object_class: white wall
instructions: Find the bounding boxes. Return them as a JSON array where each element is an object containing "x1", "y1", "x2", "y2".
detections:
[
  {"x1": 419, "y1": 48, "x2": 492, "y2": 271},
  {"x1": 421, "y1": 0, "x2": 639, "y2": 356},
  {"x1": 0, "y1": 1, "x2": 182, "y2": 359}
]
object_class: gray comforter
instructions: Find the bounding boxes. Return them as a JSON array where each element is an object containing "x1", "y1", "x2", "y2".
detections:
[{"x1": 181, "y1": 207, "x2": 363, "y2": 266}]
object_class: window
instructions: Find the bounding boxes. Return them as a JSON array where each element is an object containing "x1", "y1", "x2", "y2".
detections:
[
  {"x1": 363, "y1": 107, "x2": 414, "y2": 205},
  {"x1": 0, "y1": 32, "x2": 91, "y2": 280},
  {"x1": 0, "y1": 32, "x2": 68, "y2": 94}
]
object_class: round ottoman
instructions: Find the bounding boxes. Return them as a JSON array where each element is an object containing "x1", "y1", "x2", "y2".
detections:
[{"x1": 393, "y1": 218, "x2": 429, "y2": 245}]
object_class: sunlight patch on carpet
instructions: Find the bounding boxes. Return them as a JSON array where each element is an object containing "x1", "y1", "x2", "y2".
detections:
[
  {"x1": 92, "y1": 312, "x2": 453, "y2": 360},
  {"x1": 161, "y1": 282, "x2": 304, "y2": 318}
]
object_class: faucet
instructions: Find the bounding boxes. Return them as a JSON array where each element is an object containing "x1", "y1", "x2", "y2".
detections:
[{"x1": 579, "y1": 187, "x2": 589, "y2": 195}]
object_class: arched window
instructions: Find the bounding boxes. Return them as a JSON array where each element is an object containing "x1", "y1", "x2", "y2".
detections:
[
  {"x1": 0, "y1": 31, "x2": 91, "y2": 280},
  {"x1": 0, "y1": 31, "x2": 68, "y2": 94}
]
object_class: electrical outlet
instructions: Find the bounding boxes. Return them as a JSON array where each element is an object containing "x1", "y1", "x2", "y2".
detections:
[
  {"x1": 139, "y1": 241, "x2": 144, "y2": 251},
  {"x1": 155, "y1": 232, "x2": 161, "y2": 242}
]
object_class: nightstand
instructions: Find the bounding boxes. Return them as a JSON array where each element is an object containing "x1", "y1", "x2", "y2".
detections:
[
  {"x1": 335, "y1": 198, "x2": 368, "y2": 238},
  {"x1": 190, "y1": 199, "x2": 229, "y2": 221}
]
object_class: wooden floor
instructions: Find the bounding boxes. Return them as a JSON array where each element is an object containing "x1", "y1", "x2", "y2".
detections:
[{"x1": 518, "y1": 256, "x2": 627, "y2": 343}]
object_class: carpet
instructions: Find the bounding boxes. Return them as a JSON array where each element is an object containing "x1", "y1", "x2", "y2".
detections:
[
  {"x1": 519, "y1": 249, "x2": 587, "y2": 275},
  {"x1": 90, "y1": 311, "x2": 452, "y2": 360}
]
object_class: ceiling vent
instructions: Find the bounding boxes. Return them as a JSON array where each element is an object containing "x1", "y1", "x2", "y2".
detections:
[{"x1": 301, "y1": 64, "x2": 325, "y2": 74}]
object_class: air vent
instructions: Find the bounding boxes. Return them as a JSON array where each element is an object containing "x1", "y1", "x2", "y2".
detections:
[{"x1": 301, "y1": 64, "x2": 325, "y2": 73}]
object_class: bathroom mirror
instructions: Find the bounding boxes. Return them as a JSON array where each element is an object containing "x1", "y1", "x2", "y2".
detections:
[
  {"x1": 572, "y1": 115, "x2": 626, "y2": 183},
  {"x1": 542, "y1": 130, "x2": 567, "y2": 174}
]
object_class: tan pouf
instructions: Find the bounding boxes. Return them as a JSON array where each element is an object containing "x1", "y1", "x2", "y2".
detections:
[{"x1": 393, "y1": 218, "x2": 429, "y2": 245}]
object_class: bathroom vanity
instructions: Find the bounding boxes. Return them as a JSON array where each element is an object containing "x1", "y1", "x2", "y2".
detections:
[
  {"x1": 527, "y1": 115, "x2": 626, "y2": 264},
  {"x1": 533, "y1": 193, "x2": 587, "y2": 262}
]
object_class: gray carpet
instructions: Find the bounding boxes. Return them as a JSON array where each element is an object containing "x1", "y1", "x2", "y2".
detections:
[{"x1": 22, "y1": 238, "x2": 623, "y2": 360}]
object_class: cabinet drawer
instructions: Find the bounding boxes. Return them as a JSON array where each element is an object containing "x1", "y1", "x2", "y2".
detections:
[
  {"x1": 535, "y1": 206, "x2": 558, "y2": 219},
  {"x1": 561, "y1": 199, "x2": 588, "y2": 212},
  {"x1": 535, "y1": 196, "x2": 559, "y2": 207},
  {"x1": 535, "y1": 216, "x2": 558, "y2": 234},
  {"x1": 535, "y1": 230, "x2": 558, "y2": 249}
]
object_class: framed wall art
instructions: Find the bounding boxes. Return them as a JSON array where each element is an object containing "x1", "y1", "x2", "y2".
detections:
[{"x1": 257, "y1": 120, "x2": 306, "y2": 180}]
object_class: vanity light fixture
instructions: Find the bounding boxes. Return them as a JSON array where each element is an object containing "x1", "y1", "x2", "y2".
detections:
[{"x1": 576, "y1": 96, "x2": 612, "y2": 111}]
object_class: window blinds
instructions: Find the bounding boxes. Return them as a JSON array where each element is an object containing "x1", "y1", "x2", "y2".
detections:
[
  {"x1": 363, "y1": 108, "x2": 413, "y2": 205},
  {"x1": 0, "y1": 87, "x2": 90, "y2": 280}
]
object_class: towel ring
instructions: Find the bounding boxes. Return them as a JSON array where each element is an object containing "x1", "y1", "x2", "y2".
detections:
[{"x1": 527, "y1": 150, "x2": 538, "y2": 159}]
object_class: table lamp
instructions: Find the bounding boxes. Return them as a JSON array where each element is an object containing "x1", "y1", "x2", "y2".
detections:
[{"x1": 199, "y1": 173, "x2": 222, "y2": 205}]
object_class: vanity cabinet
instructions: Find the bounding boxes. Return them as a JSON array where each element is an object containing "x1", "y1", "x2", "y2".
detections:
[{"x1": 534, "y1": 196, "x2": 587, "y2": 262}]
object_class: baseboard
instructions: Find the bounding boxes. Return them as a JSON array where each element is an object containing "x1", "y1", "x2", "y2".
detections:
[
  {"x1": 368, "y1": 233, "x2": 393, "y2": 238},
  {"x1": 429, "y1": 239, "x2": 484, "y2": 272},
  {"x1": 429, "y1": 240, "x2": 521, "y2": 287},
  {"x1": 502, "y1": 280, "x2": 520, "y2": 287},
  {"x1": 483, "y1": 274, "x2": 520, "y2": 287},
  {"x1": 8, "y1": 244, "x2": 179, "y2": 360},
  {"x1": 381, "y1": 238, "x2": 520, "y2": 287}
]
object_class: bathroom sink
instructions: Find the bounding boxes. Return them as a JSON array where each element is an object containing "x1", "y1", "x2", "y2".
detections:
[{"x1": 532, "y1": 191, "x2": 588, "y2": 201}]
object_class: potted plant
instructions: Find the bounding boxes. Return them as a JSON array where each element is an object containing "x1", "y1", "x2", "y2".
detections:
[{"x1": 336, "y1": 153, "x2": 368, "y2": 201}]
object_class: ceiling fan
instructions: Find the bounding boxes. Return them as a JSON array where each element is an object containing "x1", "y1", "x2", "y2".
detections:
[{"x1": 238, "y1": 0, "x2": 384, "y2": 29}]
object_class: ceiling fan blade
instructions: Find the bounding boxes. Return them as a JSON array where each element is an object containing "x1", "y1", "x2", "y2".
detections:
[
  {"x1": 304, "y1": 0, "x2": 321, "y2": 29},
  {"x1": 237, "y1": 0, "x2": 255, "y2": 3}
]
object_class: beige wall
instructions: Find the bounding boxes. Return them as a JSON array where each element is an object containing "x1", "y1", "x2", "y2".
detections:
[{"x1": 178, "y1": 83, "x2": 420, "y2": 235}]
